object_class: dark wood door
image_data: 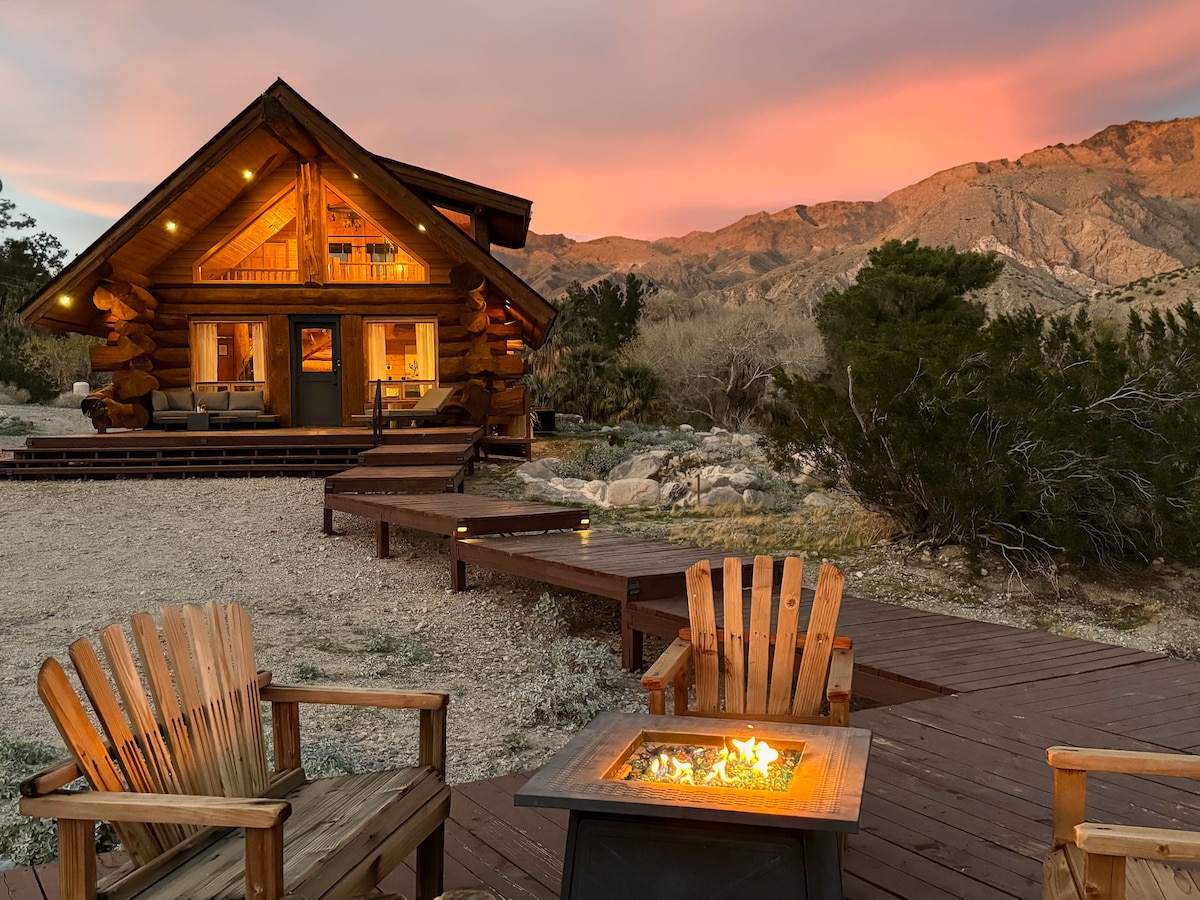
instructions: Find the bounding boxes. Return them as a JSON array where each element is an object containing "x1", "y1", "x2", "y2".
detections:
[{"x1": 290, "y1": 316, "x2": 342, "y2": 426}]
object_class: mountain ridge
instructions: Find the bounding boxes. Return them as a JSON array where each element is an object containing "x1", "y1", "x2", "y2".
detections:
[{"x1": 498, "y1": 116, "x2": 1200, "y2": 317}]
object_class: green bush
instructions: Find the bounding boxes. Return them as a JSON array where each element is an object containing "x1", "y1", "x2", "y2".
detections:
[
  {"x1": 525, "y1": 275, "x2": 662, "y2": 423},
  {"x1": 767, "y1": 239, "x2": 1200, "y2": 570}
]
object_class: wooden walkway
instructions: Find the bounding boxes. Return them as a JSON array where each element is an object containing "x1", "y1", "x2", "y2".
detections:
[
  {"x1": 451, "y1": 531, "x2": 765, "y2": 668},
  {"x1": 323, "y1": 493, "x2": 590, "y2": 559}
]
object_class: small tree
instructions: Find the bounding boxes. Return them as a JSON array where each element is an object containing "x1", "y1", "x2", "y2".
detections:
[
  {"x1": 527, "y1": 273, "x2": 661, "y2": 422},
  {"x1": 0, "y1": 178, "x2": 72, "y2": 399},
  {"x1": 767, "y1": 239, "x2": 1200, "y2": 570}
]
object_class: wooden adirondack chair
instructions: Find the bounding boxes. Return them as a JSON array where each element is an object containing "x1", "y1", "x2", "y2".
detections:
[
  {"x1": 19, "y1": 601, "x2": 451, "y2": 900},
  {"x1": 1044, "y1": 745, "x2": 1200, "y2": 900},
  {"x1": 641, "y1": 556, "x2": 854, "y2": 725}
]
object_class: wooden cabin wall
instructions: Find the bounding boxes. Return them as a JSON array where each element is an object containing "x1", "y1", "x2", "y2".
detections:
[{"x1": 267, "y1": 315, "x2": 291, "y2": 425}]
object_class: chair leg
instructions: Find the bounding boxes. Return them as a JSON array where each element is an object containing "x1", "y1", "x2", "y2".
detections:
[{"x1": 415, "y1": 823, "x2": 445, "y2": 900}]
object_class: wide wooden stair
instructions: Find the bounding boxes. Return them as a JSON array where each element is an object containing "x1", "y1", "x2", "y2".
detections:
[
  {"x1": 324, "y1": 426, "x2": 482, "y2": 496},
  {"x1": 0, "y1": 432, "x2": 376, "y2": 480}
]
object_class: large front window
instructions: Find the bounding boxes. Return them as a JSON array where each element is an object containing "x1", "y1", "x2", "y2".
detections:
[
  {"x1": 365, "y1": 320, "x2": 438, "y2": 407},
  {"x1": 326, "y1": 187, "x2": 426, "y2": 283},
  {"x1": 190, "y1": 320, "x2": 267, "y2": 393}
]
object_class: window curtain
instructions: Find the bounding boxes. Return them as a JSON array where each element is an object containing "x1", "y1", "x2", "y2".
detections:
[
  {"x1": 191, "y1": 322, "x2": 218, "y2": 383},
  {"x1": 367, "y1": 323, "x2": 388, "y2": 383},
  {"x1": 249, "y1": 322, "x2": 265, "y2": 383},
  {"x1": 415, "y1": 322, "x2": 437, "y2": 382}
]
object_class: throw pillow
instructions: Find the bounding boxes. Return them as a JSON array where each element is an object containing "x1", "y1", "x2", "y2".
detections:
[
  {"x1": 229, "y1": 390, "x2": 264, "y2": 411},
  {"x1": 196, "y1": 390, "x2": 229, "y2": 410},
  {"x1": 151, "y1": 390, "x2": 168, "y2": 412},
  {"x1": 164, "y1": 389, "x2": 194, "y2": 411}
]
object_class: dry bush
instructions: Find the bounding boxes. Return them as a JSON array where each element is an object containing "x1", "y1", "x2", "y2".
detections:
[{"x1": 628, "y1": 301, "x2": 823, "y2": 430}]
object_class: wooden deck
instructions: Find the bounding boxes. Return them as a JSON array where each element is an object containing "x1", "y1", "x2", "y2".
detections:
[
  {"x1": 7, "y1": 486, "x2": 1200, "y2": 896},
  {"x1": 324, "y1": 493, "x2": 589, "y2": 560},
  {"x1": 0, "y1": 425, "x2": 485, "y2": 480},
  {"x1": 12, "y1": 693, "x2": 1200, "y2": 900}
]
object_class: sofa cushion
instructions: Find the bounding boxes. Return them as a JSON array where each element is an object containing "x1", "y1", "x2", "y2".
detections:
[
  {"x1": 151, "y1": 390, "x2": 169, "y2": 412},
  {"x1": 228, "y1": 390, "x2": 264, "y2": 412},
  {"x1": 195, "y1": 390, "x2": 229, "y2": 411},
  {"x1": 164, "y1": 389, "x2": 194, "y2": 411}
]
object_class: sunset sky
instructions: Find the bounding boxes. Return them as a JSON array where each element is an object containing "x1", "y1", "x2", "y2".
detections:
[{"x1": 3, "y1": 0, "x2": 1200, "y2": 257}]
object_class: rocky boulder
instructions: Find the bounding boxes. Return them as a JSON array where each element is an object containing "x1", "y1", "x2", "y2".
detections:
[{"x1": 606, "y1": 478, "x2": 661, "y2": 508}]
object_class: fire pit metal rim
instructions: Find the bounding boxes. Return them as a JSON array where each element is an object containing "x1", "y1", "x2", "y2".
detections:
[{"x1": 516, "y1": 711, "x2": 872, "y2": 832}]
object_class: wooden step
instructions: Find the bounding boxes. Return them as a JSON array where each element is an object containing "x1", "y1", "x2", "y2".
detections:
[
  {"x1": 378, "y1": 425, "x2": 484, "y2": 446},
  {"x1": 323, "y1": 465, "x2": 465, "y2": 494},
  {"x1": 357, "y1": 443, "x2": 473, "y2": 467}
]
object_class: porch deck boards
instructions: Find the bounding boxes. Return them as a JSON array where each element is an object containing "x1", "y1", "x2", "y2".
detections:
[
  {"x1": 325, "y1": 493, "x2": 588, "y2": 540},
  {"x1": 357, "y1": 443, "x2": 475, "y2": 467},
  {"x1": 0, "y1": 426, "x2": 485, "y2": 480}
]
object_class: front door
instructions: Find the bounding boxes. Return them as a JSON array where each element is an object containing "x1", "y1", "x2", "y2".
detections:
[{"x1": 290, "y1": 316, "x2": 342, "y2": 426}]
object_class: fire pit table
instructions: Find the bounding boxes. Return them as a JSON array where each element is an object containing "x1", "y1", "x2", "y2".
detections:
[{"x1": 516, "y1": 711, "x2": 872, "y2": 900}]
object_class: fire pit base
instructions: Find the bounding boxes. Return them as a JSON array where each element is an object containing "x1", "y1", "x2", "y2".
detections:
[
  {"x1": 517, "y1": 712, "x2": 871, "y2": 900},
  {"x1": 562, "y1": 810, "x2": 839, "y2": 900}
]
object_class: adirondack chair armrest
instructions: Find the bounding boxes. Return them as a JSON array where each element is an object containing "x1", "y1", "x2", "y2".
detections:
[
  {"x1": 641, "y1": 638, "x2": 692, "y2": 715},
  {"x1": 826, "y1": 645, "x2": 854, "y2": 703},
  {"x1": 262, "y1": 684, "x2": 449, "y2": 776},
  {"x1": 1048, "y1": 746, "x2": 1200, "y2": 778},
  {"x1": 1076, "y1": 822, "x2": 1200, "y2": 863},
  {"x1": 20, "y1": 790, "x2": 291, "y2": 828},
  {"x1": 261, "y1": 683, "x2": 449, "y2": 709}
]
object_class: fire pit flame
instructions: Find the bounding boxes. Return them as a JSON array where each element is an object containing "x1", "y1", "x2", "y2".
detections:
[{"x1": 622, "y1": 733, "x2": 798, "y2": 791}]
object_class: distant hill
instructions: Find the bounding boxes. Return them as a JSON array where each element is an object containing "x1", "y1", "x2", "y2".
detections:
[{"x1": 499, "y1": 117, "x2": 1200, "y2": 319}]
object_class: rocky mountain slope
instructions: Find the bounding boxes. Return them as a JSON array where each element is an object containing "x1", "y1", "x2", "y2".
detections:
[{"x1": 499, "y1": 117, "x2": 1200, "y2": 318}]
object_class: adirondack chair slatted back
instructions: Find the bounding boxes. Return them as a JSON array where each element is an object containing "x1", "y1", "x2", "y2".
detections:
[
  {"x1": 36, "y1": 601, "x2": 270, "y2": 867},
  {"x1": 687, "y1": 556, "x2": 846, "y2": 718}
]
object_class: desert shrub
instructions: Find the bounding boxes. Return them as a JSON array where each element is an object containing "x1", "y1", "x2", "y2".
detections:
[
  {"x1": 767, "y1": 239, "x2": 1200, "y2": 570},
  {"x1": 0, "y1": 415, "x2": 36, "y2": 436},
  {"x1": 0, "y1": 731, "x2": 61, "y2": 865},
  {"x1": 0, "y1": 382, "x2": 30, "y2": 405},
  {"x1": 554, "y1": 439, "x2": 629, "y2": 480},
  {"x1": 628, "y1": 301, "x2": 823, "y2": 431},
  {"x1": 526, "y1": 274, "x2": 662, "y2": 423},
  {"x1": 512, "y1": 638, "x2": 640, "y2": 729}
]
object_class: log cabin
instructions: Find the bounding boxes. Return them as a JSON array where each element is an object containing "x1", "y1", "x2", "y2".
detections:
[{"x1": 20, "y1": 79, "x2": 555, "y2": 446}]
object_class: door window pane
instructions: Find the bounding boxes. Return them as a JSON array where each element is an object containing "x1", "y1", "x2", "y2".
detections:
[{"x1": 301, "y1": 327, "x2": 334, "y2": 372}]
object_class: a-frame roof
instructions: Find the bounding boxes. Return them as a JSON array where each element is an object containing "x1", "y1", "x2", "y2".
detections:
[{"x1": 23, "y1": 79, "x2": 556, "y2": 346}]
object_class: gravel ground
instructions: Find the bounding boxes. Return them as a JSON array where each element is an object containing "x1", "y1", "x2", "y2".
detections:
[{"x1": 0, "y1": 476, "x2": 645, "y2": 784}]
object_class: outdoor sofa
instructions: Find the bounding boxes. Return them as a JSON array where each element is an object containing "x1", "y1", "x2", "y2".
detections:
[{"x1": 150, "y1": 388, "x2": 279, "y2": 428}]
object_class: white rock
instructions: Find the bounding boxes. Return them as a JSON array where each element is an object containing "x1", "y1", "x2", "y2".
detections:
[
  {"x1": 742, "y1": 489, "x2": 775, "y2": 510},
  {"x1": 728, "y1": 471, "x2": 760, "y2": 491},
  {"x1": 515, "y1": 458, "x2": 560, "y2": 483},
  {"x1": 802, "y1": 491, "x2": 837, "y2": 508},
  {"x1": 606, "y1": 478, "x2": 661, "y2": 508},
  {"x1": 660, "y1": 481, "x2": 689, "y2": 504},
  {"x1": 699, "y1": 486, "x2": 743, "y2": 506},
  {"x1": 581, "y1": 480, "x2": 608, "y2": 503},
  {"x1": 559, "y1": 477, "x2": 588, "y2": 490},
  {"x1": 678, "y1": 424, "x2": 694, "y2": 433},
  {"x1": 608, "y1": 451, "x2": 668, "y2": 481}
]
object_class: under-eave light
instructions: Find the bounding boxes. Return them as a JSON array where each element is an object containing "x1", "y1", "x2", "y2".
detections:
[
  {"x1": 58, "y1": 295, "x2": 71, "y2": 306},
  {"x1": 165, "y1": 220, "x2": 178, "y2": 233},
  {"x1": 242, "y1": 169, "x2": 254, "y2": 181},
  {"x1": 417, "y1": 223, "x2": 426, "y2": 232},
  {"x1": 352, "y1": 172, "x2": 359, "y2": 179}
]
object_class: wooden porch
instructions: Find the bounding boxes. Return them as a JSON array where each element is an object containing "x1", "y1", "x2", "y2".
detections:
[{"x1": 0, "y1": 425, "x2": 525, "y2": 480}]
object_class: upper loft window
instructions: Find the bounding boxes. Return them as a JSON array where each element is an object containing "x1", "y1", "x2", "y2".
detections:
[
  {"x1": 196, "y1": 189, "x2": 298, "y2": 282},
  {"x1": 325, "y1": 187, "x2": 427, "y2": 283}
]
